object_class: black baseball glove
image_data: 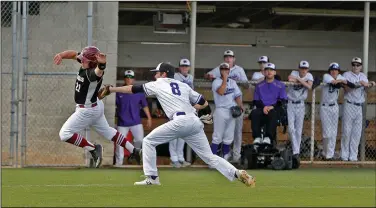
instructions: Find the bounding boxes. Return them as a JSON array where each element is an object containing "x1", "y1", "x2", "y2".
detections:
[{"x1": 230, "y1": 106, "x2": 243, "y2": 118}]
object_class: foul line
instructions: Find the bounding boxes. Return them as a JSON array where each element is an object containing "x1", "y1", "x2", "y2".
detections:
[{"x1": 2, "y1": 184, "x2": 375, "y2": 189}]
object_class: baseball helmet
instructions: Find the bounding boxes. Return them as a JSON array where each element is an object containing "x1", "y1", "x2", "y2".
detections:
[
  {"x1": 78, "y1": 46, "x2": 100, "y2": 69},
  {"x1": 328, "y1": 62, "x2": 340, "y2": 73}
]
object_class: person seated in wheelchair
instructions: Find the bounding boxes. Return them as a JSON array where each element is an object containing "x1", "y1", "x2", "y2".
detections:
[{"x1": 250, "y1": 63, "x2": 288, "y2": 150}]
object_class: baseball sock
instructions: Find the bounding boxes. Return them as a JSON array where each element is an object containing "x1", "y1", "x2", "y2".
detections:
[
  {"x1": 66, "y1": 133, "x2": 95, "y2": 151},
  {"x1": 112, "y1": 131, "x2": 135, "y2": 153},
  {"x1": 210, "y1": 143, "x2": 219, "y2": 154},
  {"x1": 222, "y1": 144, "x2": 230, "y2": 156}
]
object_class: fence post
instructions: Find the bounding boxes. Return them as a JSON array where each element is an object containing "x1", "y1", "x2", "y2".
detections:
[
  {"x1": 310, "y1": 88, "x2": 316, "y2": 164},
  {"x1": 10, "y1": 1, "x2": 19, "y2": 167},
  {"x1": 20, "y1": 1, "x2": 29, "y2": 168}
]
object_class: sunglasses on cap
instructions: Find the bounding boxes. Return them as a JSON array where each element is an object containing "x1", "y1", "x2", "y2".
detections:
[
  {"x1": 124, "y1": 75, "x2": 134, "y2": 78},
  {"x1": 352, "y1": 64, "x2": 362, "y2": 67}
]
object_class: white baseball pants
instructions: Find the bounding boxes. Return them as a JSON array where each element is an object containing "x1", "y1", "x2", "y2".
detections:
[
  {"x1": 287, "y1": 102, "x2": 305, "y2": 155},
  {"x1": 115, "y1": 124, "x2": 144, "y2": 165},
  {"x1": 232, "y1": 115, "x2": 243, "y2": 161},
  {"x1": 341, "y1": 102, "x2": 363, "y2": 161},
  {"x1": 212, "y1": 108, "x2": 236, "y2": 145},
  {"x1": 320, "y1": 104, "x2": 339, "y2": 159},
  {"x1": 59, "y1": 100, "x2": 117, "y2": 141},
  {"x1": 169, "y1": 138, "x2": 186, "y2": 162},
  {"x1": 142, "y1": 113, "x2": 237, "y2": 181}
]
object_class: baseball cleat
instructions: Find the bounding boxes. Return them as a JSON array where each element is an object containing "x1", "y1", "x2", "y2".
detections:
[
  {"x1": 179, "y1": 160, "x2": 191, "y2": 167},
  {"x1": 130, "y1": 148, "x2": 142, "y2": 165},
  {"x1": 262, "y1": 137, "x2": 271, "y2": 145},
  {"x1": 171, "y1": 161, "x2": 182, "y2": 168},
  {"x1": 134, "y1": 176, "x2": 161, "y2": 186},
  {"x1": 238, "y1": 170, "x2": 256, "y2": 187},
  {"x1": 89, "y1": 144, "x2": 103, "y2": 168}
]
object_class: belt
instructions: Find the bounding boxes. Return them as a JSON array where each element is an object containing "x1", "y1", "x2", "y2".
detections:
[
  {"x1": 176, "y1": 112, "x2": 186, "y2": 116},
  {"x1": 346, "y1": 100, "x2": 362, "y2": 106},
  {"x1": 289, "y1": 100, "x2": 302, "y2": 104},
  {"x1": 78, "y1": 103, "x2": 97, "y2": 108},
  {"x1": 322, "y1": 103, "x2": 336, "y2": 107}
]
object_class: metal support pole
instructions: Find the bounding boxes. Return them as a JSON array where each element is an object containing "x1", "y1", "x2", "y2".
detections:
[
  {"x1": 10, "y1": 1, "x2": 18, "y2": 167},
  {"x1": 87, "y1": 2, "x2": 93, "y2": 46},
  {"x1": 20, "y1": 1, "x2": 28, "y2": 168},
  {"x1": 360, "y1": 1, "x2": 370, "y2": 162},
  {"x1": 186, "y1": 1, "x2": 197, "y2": 163},
  {"x1": 310, "y1": 89, "x2": 316, "y2": 163},
  {"x1": 86, "y1": 2, "x2": 94, "y2": 167}
]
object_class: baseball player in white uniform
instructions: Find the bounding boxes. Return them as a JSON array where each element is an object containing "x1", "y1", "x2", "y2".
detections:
[
  {"x1": 287, "y1": 61, "x2": 313, "y2": 157},
  {"x1": 53, "y1": 46, "x2": 141, "y2": 168},
  {"x1": 205, "y1": 50, "x2": 248, "y2": 164},
  {"x1": 105, "y1": 62, "x2": 255, "y2": 187},
  {"x1": 251, "y1": 56, "x2": 269, "y2": 82},
  {"x1": 168, "y1": 58, "x2": 193, "y2": 168},
  {"x1": 341, "y1": 57, "x2": 376, "y2": 161},
  {"x1": 320, "y1": 62, "x2": 348, "y2": 160},
  {"x1": 211, "y1": 63, "x2": 244, "y2": 161}
]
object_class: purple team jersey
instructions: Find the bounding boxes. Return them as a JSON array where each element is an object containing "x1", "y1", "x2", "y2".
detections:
[
  {"x1": 254, "y1": 79, "x2": 288, "y2": 106},
  {"x1": 116, "y1": 92, "x2": 148, "y2": 127}
]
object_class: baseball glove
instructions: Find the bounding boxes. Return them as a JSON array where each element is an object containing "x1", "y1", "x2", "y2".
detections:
[
  {"x1": 97, "y1": 84, "x2": 112, "y2": 100},
  {"x1": 230, "y1": 106, "x2": 242, "y2": 118}
]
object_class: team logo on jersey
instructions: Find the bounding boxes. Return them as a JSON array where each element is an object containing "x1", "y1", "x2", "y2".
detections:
[
  {"x1": 229, "y1": 75, "x2": 240, "y2": 80},
  {"x1": 224, "y1": 88, "x2": 235, "y2": 95},
  {"x1": 293, "y1": 85, "x2": 303, "y2": 91},
  {"x1": 76, "y1": 75, "x2": 84, "y2": 82}
]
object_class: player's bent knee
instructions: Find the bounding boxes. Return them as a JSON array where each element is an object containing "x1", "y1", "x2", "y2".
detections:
[{"x1": 59, "y1": 128, "x2": 73, "y2": 141}]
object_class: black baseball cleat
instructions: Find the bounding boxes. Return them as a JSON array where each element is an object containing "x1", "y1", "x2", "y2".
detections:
[
  {"x1": 129, "y1": 148, "x2": 142, "y2": 165},
  {"x1": 89, "y1": 144, "x2": 103, "y2": 168}
]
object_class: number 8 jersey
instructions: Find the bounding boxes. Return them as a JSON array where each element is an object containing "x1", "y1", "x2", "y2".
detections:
[
  {"x1": 74, "y1": 56, "x2": 103, "y2": 105},
  {"x1": 142, "y1": 78, "x2": 202, "y2": 120}
]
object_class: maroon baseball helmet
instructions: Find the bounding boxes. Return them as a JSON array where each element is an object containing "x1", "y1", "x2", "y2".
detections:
[{"x1": 77, "y1": 46, "x2": 100, "y2": 68}]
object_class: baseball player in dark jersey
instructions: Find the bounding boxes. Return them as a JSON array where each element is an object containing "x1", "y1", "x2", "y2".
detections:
[{"x1": 53, "y1": 46, "x2": 141, "y2": 168}]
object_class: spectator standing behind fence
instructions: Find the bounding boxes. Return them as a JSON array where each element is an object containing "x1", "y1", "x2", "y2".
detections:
[
  {"x1": 287, "y1": 61, "x2": 313, "y2": 158},
  {"x1": 319, "y1": 63, "x2": 348, "y2": 161},
  {"x1": 341, "y1": 57, "x2": 376, "y2": 161},
  {"x1": 251, "y1": 63, "x2": 287, "y2": 146},
  {"x1": 114, "y1": 70, "x2": 152, "y2": 165},
  {"x1": 205, "y1": 50, "x2": 248, "y2": 164},
  {"x1": 210, "y1": 63, "x2": 244, "y2": 161},
  {"x1": 168, "y1": 58, "x2": 193, "y2": 168},
  {"x1": 251, "y1": 56, "x2": 269, "y2": 83}
]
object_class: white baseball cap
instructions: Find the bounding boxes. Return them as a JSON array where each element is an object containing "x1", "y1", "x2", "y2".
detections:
[
  {"x1": 258, "y1": 56, "x2": 269, "y2": 63},
  {"x1": 124, "y1": 70, "x2": 135, "y2": 77},
  {"x1": 219, "y1": 62, "x2": 230, "y2": 69},
  {"x1": 351, "y1": 57, "x2": 362, "y2": 64},
  {"x1": 179, "y1": 58, "x2": 191, "y2": 66},
  {"x1": 264, "y1": 63, "x2": 275, "y2": 70},
  {"x1": 299, "y1": 60, "x2": 310, "y2": 69},
  {"x1": 224, "y1": 50, "x2": 234, "y2": 57}
]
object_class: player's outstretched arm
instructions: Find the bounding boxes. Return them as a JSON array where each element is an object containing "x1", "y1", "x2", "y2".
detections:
[
  {"x1": 194, "y1": 100, "x2": 208, "y2": 110},
  {"x1": 110, "y1": 85, "x2": 133, "y2": 94},
  {"x1": 53, "y1": 50, "x2": 78, "y2": 65}
]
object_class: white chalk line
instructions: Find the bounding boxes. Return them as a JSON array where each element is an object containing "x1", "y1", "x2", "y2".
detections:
[{"x1": 2, "y1": 184, "x2": 375, "y2": 189}]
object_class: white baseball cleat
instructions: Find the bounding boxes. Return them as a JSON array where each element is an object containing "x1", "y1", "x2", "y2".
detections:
[
  {"x1": 179, "y1": 160, "x2": 191, "y2": 167},
  {"x1": 134, "y1": 176, "x2": 161, "y2": 186},
  {"x1": 253, "y1": 137, "x2": 262, "y2": 144},
  {"x1": 238, "y1": 170, "x2": 256, "y2": 187}
]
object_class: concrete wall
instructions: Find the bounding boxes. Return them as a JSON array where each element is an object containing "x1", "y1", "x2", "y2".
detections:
[
  {"x1": 118, "y1": 26, "x2": 376, "y2": 72},
  {"x1": 1, "y1": 2, "x2": 119, "y2": 166}
]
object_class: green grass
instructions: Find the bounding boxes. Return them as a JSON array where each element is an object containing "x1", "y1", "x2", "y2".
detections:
[{"x1": 2, "y1": 168, "x2": 375, "y2": 207}]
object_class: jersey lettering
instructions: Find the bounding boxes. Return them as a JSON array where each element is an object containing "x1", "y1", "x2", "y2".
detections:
[{"x1": 75, "y1": 82, "x2": 81, "y2": 92}]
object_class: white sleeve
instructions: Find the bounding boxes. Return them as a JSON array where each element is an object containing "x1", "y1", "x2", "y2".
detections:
[
  {"x1": 360, "y1": 73, "x2": 369, "y2": 83},
  {"x1": 251, "y1": 72, "x2": 263, "y2": 81},
  {"x1": 306, "y1": 73, "x2": 314, "y2": 82},
  {"x1": 238, "y1": 67, "x2": 248, "y2": 82},
  {"x1": 233, "y1": 82, "x2": 242, "y2": 99},
  {"x1": 207, "y1": 67, "x2": 220, "y2": 78},
  {"x1": 337, "y1": 74, "x2": 347, "y2": 81},
  {"x1": 142, "y1": 81, "x2": 157, "y2": 96},
  {"x1": 323, "y1": 74, "x2": 334, "y2": 84},
  {"x1": 211, "y1": 79, "x2": 220, "y2": 91},
  {"x1": 189, "y1": 88, "x2": 202, "y2": 104},
  {"x1": 290, "y1": 70, "x2": 298, "y2": 77}
]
